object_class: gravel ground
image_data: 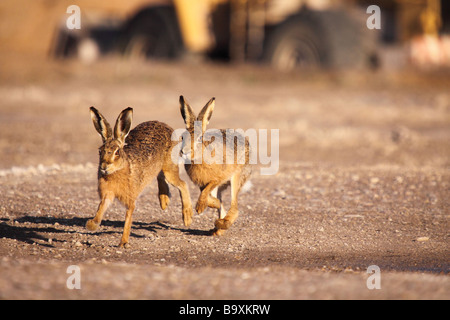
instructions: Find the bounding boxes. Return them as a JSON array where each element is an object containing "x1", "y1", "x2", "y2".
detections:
[{"x1": 0, "y1": 59, "x2": 449, "y2": 300}]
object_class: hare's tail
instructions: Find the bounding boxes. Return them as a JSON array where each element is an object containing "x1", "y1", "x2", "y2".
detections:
[{"x1": 240, "y1": 180, "x2": 253, "y2": 193}]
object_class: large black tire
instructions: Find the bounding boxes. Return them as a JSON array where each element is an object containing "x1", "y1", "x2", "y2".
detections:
[
  {"x1": 264, "y1": 9, "x2": 378, "y2": 71},
  {"x1": 119, "y1": 6, "x2": 184, "y2": 60}
]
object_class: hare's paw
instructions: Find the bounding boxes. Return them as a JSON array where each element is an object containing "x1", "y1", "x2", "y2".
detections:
[
  {"x1": 195, "y1": 199, "x2": 208, "y2": 214},
  {"x1": 159, "y1": 194, "x2": 170, "y2": 210},
  {"x1": 86, "y1": 219, "x2": 99, "y2": 231},
  {"x1": 211, "y1": 228, "x2": 226, "y2": 236},
  {"x1": 215, "y1": 218, "x2": 232, "y2": 230},
  {"x1": 182, "y1": 205, "x2": 194, "y2": 227},
  {"x1": 118, "y1": 241, "x2": 130, "y2": 249}
]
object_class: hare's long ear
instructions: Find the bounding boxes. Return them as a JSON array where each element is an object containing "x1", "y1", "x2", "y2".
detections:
[
  {"x1": 114, "y1": 107, "x2": 133, "y2": 146},
  {"x1": 197, "y1": 97, "x2": 215, "y2": 133},
  {"x1": 90, "y1": 106, "x2": 112, "y2": 143},
  {"x1": 179, "y1": 95, "x2": 196, "y2": 130}
]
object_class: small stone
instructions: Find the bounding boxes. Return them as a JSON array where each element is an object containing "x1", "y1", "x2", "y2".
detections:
[{"x1": 370, "y1": 177, "x2": 380, "y2": 184}]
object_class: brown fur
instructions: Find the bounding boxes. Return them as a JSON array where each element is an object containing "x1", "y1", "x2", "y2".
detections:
[
  {"x1": 87, "y1": 107, "x2": 193, "y2": 247},
  {"x1": 179, "y1": 96, "x2": 252, "y2": 236}
]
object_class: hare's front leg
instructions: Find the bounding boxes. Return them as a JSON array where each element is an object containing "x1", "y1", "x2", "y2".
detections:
[
  {"x1": 157, "y1": 171, "x2": 171, "y2": 210},
  {"x1": 196, "y1": 182, "x2": 221, "y2": 214},
  {"x1": 214, "y1": 173, "x2": 240, "y2": 235},
  {"x1": 86, "y1": 192, "x2": 114, "y2": 231},
  {"x1": 119, "y1": 202, "x2": 136, "y2": 248}
]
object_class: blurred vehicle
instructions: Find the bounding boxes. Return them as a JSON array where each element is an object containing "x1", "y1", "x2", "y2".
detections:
[{"x1": 1, "y1": 0, "x2": 448, "y2": 69}]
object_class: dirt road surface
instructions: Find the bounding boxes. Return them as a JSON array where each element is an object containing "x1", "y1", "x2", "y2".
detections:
[{"x1": 0, "y1": 59, "x2": 449, "y2": 300}]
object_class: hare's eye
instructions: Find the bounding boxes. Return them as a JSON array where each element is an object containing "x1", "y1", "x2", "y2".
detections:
[{"x1": 114, "y1": 149, "x2": 120, "y2": 157}]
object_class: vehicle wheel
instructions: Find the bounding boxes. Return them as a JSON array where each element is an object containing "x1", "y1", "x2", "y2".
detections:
[
  {"x1": 119, "y1": 6, "x2": 184, "y2": 59},
  {"x1": 264, "y1": 13, "x2": 325, "y2": 70}
]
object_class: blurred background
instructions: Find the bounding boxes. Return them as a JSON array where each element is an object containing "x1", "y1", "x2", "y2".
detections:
[
  {"x1": 0, "y1": 0, "x2": 449, "y2": 169},
  {"x1": 1, "y1": 0, "x2": 450, "y2": 68}
]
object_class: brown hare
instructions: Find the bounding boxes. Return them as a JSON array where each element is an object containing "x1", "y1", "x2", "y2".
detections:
[
  {"x1": 179, "y1": 96, "x2": 252, "y2": 236},
  {"x1": 87, "y1": 106, "x2": 193, "y2": 247}
]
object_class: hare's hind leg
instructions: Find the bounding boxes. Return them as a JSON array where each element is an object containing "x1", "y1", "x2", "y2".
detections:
[
  {"x1": 157, "y1": 171, "x2": 171, "y2": 210},
  {"x1": 86, "y1": 192, "x2": 114, "y2": 231},
  {"x1": 163, "y1": 162, "x2": 193, "y2": 227}
]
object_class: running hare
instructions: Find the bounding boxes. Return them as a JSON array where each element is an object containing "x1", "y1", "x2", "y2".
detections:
[
  {"x1": 87, "y1": 106, "x2": 193, "y2": 247},
  {"x1": 179, "y1": 96, "x2": 252, "y2": 236}
]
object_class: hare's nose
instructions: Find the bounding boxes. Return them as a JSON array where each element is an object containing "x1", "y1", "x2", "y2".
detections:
[{"x1": 100, "y1": 163, "x2": 108, "y2": 174}]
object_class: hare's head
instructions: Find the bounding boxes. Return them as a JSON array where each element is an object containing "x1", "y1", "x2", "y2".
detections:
[
  {"x1": 179, "y1": 96, "x2": 215, "y2": 163},
  {"x1": 90, "y1": 107, "x2": 133, "y2": 175}
]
